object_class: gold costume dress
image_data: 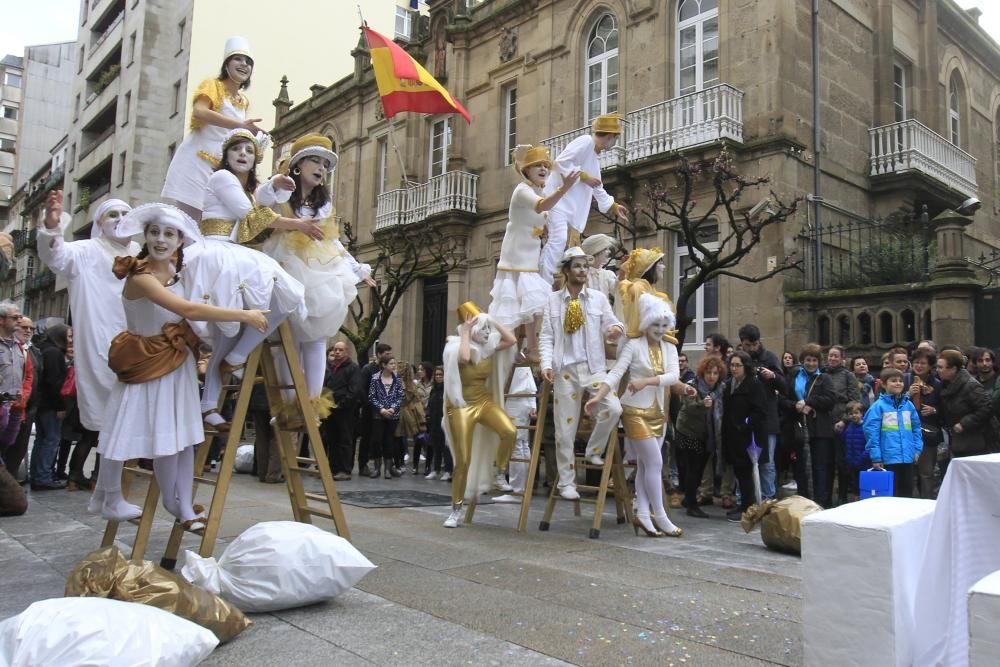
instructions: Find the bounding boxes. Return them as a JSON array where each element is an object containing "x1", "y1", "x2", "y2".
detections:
[
  {"x1": 445, "y1": 357, "x2": 517, "y2": 506},
  {"x1": 620, "y1": 343, "x2": 666, "y2": 440}
]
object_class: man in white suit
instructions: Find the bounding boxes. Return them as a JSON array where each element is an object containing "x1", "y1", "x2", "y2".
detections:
[{"x1": 539, "y1": 247, "x2": 624, "y2": 499}]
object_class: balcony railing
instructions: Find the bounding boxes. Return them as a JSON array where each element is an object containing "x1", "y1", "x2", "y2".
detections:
[
  {"x1": 90, "y1": 10, "x2": 124, "y2": 54},
  {"x1": 869, "y1": 119, "x2": 977, "y2": 199},
  {"x1": 539, "y1": 84, "x2": 744, "y2": 169},
  {"x1": 375, "y1": 170, "x2": 478, "y2": 231}
]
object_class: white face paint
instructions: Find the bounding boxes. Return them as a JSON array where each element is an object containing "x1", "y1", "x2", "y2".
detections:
[
  {"x1": 524, "y1": 164, "x2": 549, "y2": 188},
  {"x1": 647, "y1": 317, "x2": 671, "y2": 341},
  {"x1": 226, "y1": 140, "x2": 256, "y2": 174},
  {"x1": 592, "y1": 248, "x2": 610, "y2": 267},
  {"x1": 225, "y1": 55, "x2": 253, "y2": 84},
  {"x1": 471, "y1": 322, "x2": 491, "y2": 345},
  {"x1": 100, "y1": 207, "x2": 131, "y2": 241},
  {"x1": 144, "y1": 223, "x2": 182, "y2": 262},
  {"x1": 655, "y1": 260, "x2": 665, "y2": 281},
  {"x1": 297, "y1": 155, "x2": 329, "y2": 190}
]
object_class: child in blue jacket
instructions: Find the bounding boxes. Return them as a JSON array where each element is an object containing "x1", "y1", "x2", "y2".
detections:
[
  {"x1": 837, "y1": 401, "x2": 869, "y2": 503},
  {"x1": 863, "y1": 368, "x2": 922, "y2": 498}
]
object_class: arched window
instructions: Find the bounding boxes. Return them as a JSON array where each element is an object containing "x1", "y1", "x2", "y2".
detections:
[
  {"x1": 837, "y1": 313, "x2": 851, "y2": 346},
  {"x1": 817, "y1": 314, "x2": 831, "y2": 347},
  {"x1": 994, "y1": 107, "x2": 1000, "y2": 201},
  {"x1": 676, "y1": 0, "x2": 719, "y2": 96},
  {"x1": 901, "y1": 309, "x2": 916, "y2": 342},
  {"x1": 948, "y1": 73, "x2": 963, "y2": 146},
  {"x1": 878, "y1": 311, "x2": 894, "y2": 345},
  {"x1": 857, "y1": 312, "x2": 872, "y2": 345},
  {"x1": 585, "y1": 13, "x2": 619, "y2": 124}
]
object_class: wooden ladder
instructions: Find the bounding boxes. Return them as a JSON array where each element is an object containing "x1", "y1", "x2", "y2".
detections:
[{"x1": 102, "y1": 321, "x2": 350, "y2": 566}]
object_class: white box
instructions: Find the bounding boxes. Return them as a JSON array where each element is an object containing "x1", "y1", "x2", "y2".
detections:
[
  {"x1": 801, "y1": 497, "x2": 935, "y2": 667},
  {"x1": 969, "y1": 570, "x2": 1000, "y2": 667}
]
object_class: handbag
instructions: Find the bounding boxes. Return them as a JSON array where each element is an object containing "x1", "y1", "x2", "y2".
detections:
[{"x1": 59, "y1": 365, "x2": 77, "y2": 399}]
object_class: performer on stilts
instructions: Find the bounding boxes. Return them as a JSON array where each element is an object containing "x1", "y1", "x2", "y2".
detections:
[
  {"x1": 256, "y1": 133, "x2": 376, "y2": 425},
  {"x1": 487, "y1": 145, "x2": 578, "y2": 362},
  {"x1": 161, "y1": 37, "x2": 263, "y2": 221},
  {"x1": 441, "y1": 302, "x2": 518, "y2": 528},
  {"x1": 37, "y1": 194, "x2": 136, "y2": 492},
  {"x1": 183, "y1": 129, "x2": 310, "y2": 431},
  {"x1": 538, "y1": 114, "x2": 630, "y2": 283},
  {"x1": 87, "y1": 203, "x2": 267, "y2": 527},
  {"x1": 586, "y1": 293, "x2": 688, "y2": 537}
]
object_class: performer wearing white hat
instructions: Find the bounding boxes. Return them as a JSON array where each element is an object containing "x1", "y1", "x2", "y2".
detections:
[
  {"x1": 539, "y1": 247, "x2": 624, "y2": 499},
  {"x1": 538, "y1": 115, "x2": 630, "y2": 283},
  {"x1": 161, "y1": 37, "x2": 264, "y2": 220},
  {"x1": 183, "y1": 129, "x2": 310, "y2": 431},
  {"x1": 580, "y1": 233, "x2": 619, "y2": 307},
  {"x1": 487, "y1": 144, "x2": 577, "y2": 362},
  {"x1": 256, "y1": 133, "x2": 375, "y2": 424},
  {"x1": 88, "y1": 203, "x2": 267, "y2": 527},
  {"x1": 586, "y1": 293, "x2": 687, "y2": 537},
  {"x1": 37, "y1": 194, "x2": 138, "y2": 488}
]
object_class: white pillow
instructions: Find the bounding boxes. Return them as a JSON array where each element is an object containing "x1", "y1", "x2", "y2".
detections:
[
  {"x1": 181, "y1": 521, "x2": 375, "y2": 612},
  {"x1": 0, "y1": 597, "x2": 218, "y2": 666}
]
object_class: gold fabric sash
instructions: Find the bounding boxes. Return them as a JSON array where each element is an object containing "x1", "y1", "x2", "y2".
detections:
[
  {"x1": 199, "y1": 202, "x2": 278, "y2": 245},
  {"x1": 564, "y1": 297, "x2": 584, "y2": 334},
  {"x1": 199, "y1": 218, "x2": 235, "y2": 238},
  {"x1": 108, "y1": 320, "x2": 201, "y2": 385}
]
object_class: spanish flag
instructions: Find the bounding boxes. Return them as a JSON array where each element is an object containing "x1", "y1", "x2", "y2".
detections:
[{"x1": 363, "y1": 26, "x2": 471, "y2": 123}]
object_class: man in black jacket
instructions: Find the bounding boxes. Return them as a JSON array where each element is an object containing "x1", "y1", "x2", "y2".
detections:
[
  {"x1": 738, "y1": 323, "x2": 788, "y2": 500},
  {"x1": 354, "y1": 342, "x2": 393, "y2": 478},
  {"x1": 322, "y1": 342, "x2": 366, "y2": 480}
]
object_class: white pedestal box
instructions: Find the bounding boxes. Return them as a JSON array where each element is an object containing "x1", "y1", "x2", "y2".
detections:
[{"x1": 969, "y1": 570, "x2": 1000, "y2": 667}]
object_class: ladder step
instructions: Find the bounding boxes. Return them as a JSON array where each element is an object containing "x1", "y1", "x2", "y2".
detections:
[
  {"x1": 504, "y1": 392, "x2": 538, "y2": 398},
  {"x1": 304, "y1": 492, "x2": 332, "y2": 504},
  {"x1": 296, "y1": 457, "x2": 316, "y2": 465},
  {"x1": 124, "y1": 467, "x2": 153, "y2": 477},
  {"x1": 192, "y1": 476, "x2": 218, "y2": 486},
  {"x1": 301, "y1": 506, "x2": 335, "y2": 520},
  {"x1": 289, "y1": 466, "x2": 321, "y2": 477}
]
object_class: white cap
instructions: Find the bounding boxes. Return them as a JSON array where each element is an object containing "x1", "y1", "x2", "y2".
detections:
[
  {"x1": 223, "y1": 36, "x2": 253, "y2": 62},
  {"x1": 559, "y1": 246, "x2": 593, "y2": 266},
  {"x1": 91, "y1": 198, "x2": 131, "y2": 240}
]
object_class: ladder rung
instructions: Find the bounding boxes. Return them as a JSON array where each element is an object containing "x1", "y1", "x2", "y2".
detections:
[
  {"x1": 124, "y1": 467, "x2": 152, "y2": 477},
  {"x1": 289, "y1": 466, "x2": 321, "y2": 476},
  {"x1": 192, "y1": 475, "x2": 218, "y2": 485},
  {"x1": 222, "y1": 383, "x2": 245, "y2": 391},
  {"x1": 271, "y1": 384, "x2": 296, "y2": 390},
  {"x1": 296, "y1": 457, "x2": 316, "y2": 465},
  {"x1": 504, "y1": 392, "x2": 538, "y2": 398},
  {"x1": 304, "y1": 492, "x2": 331, "y2": 503},
  {"x1": 301, "y1": 506, "x2": 335, "y2": 519},
  {"x1": 266, "y1": 340, "x2": 285, "y2": 347}
]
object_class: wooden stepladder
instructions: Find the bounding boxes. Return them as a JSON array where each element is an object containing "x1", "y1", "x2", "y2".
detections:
[{"x1": 102, "y1": 321, "x2": 350, "y2": 566}]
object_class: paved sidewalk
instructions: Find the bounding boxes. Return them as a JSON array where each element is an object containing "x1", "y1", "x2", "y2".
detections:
[{"x1": 1, "y1": 465, "x2": 802, "y2": 666}]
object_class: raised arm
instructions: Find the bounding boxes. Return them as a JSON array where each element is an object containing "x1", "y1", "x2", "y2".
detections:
[
  {"x1": 127, "y1": 273, "x2": 267, "y2": 331},
  {"x1": 36, "y1": 191, "x2": 84, "y2": 275}
]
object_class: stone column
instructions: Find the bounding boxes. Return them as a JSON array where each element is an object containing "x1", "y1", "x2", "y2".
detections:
[{"x1": 928, "y1": 209, "x2": 980, "y2": 345}]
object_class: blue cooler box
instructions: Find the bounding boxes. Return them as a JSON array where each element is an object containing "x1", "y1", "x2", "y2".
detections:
[{"x1": 859, "y1": 469, "x2": 894, "y2": 498}]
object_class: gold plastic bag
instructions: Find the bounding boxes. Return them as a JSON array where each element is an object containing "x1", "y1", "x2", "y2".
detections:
[
  {"x1": 741, "y1": 495, "x2": 824, "y2": 555},
  {"x1": 65, "y1": 547, "x2": 251, "y2": 643}
]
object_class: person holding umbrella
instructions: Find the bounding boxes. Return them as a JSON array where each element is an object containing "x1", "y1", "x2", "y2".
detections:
[{"x1": 721, "y1": 350, "x2": 769, "y2": 521}]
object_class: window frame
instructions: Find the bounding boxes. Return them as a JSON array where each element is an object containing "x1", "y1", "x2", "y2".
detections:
[
  {"x1": 674, "y1": 233, "x2": 721, "y2": 351},
  {"x1": 948, "y1": 73, "x2": 962, "y2": 146},
  {"x1": 4, "y1": 71, "x2": 21, "y2": 88},
  {"x1": 176, "y1": 19, "x2": 186, "y2": 55},
  {"x1": 428, "y1": 117, "x2": 451, "y2": 179},
  {"x1": 171, "y1": 80, "x2": 182, "y2": 117},
  {"x1": 121, "y1": 90, "x2": 131, "y2": 126},
  {"x1": 117, "y1": 150, "x2": 127, "y2": 186},
  {"x1": 394, "y1": 6, "x2": 413, "y2": 41},
  {"x1": 502, "y1": 83, "x2": 517, "y2": 166},
  {"x1": 1, "y1": 104, "x2": 17, "y2": 121},
  {"x1": 375, "y1": 135, "x2": 388, "y2": 196},
  {"x1": 584, "y1": 13, "x2": 620, "y2": 125},
  {"x1": 676, "y1": 0, "x2": 720, "y2": 97},
  {"x1": 892, "y1": 60, "x2": 908, "y2": 123}
]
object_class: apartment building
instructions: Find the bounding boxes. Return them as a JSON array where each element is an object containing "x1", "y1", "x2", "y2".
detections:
[
  {"x1": 0, "y1": 55, "x2": 24, "y2": 227},
  {"x1": 271, "y1": 0, "x2": 1000, "y2": 362}
]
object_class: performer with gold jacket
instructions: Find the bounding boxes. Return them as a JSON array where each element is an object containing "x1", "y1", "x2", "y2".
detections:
[
  {"x1": 256, "y1": 133, "x2": 376, "y2": 424},
  {"x1": 441, "y1": 302, "x2": 517, "y2": 528},
  {"x1": 618, "y1": 247, "x2": 678, "y2": 343},
  {"x1": 182, "y1": 129, "x2": 309, "y2": 431}
]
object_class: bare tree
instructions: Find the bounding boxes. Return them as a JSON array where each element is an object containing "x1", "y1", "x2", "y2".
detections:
[
  {"x1": 340, "y1": 220, "x2": 464, "y2": 361},
  {"x1": 617, "y1": 147, "x2": 803, "y2": 347}
]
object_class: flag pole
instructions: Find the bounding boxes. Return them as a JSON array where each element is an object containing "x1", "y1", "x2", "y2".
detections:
[{"x1": 359, "y1": 8, "x2": 411, "y2": 188}]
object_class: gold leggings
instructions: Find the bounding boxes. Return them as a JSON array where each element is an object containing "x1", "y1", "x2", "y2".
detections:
[{"x1": 446, "y1": 398, "x2": 517, "y2": 506}]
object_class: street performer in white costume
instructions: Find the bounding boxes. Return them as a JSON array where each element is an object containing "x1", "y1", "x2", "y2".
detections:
[
  {"x1": 539, "y1": 247, "x2": 624, "y2": 500},
  {"x1": 161, "y1": 36, "x2": 263, "y2": 220},
  {"x1": 441, "y1": 302, "x2": 517, "y2": 528},
  {"x1": 38, "y1": 193, "x2": 138, "y2": 486},
  {"x1": 538, "y1": 114, "x2": 629, "y2": 283},
  {"x1": 257, "y1": 133, "x2": 375, "y2": 424}
]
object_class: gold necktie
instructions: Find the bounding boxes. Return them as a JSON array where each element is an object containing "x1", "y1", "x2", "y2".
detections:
[{"x1": 564, "y1": 297, "x2": 584, "y2": 334}]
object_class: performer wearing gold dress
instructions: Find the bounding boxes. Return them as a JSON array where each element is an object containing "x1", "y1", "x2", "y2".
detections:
[
  {"x1": 618, "y1": 247, "x2": 678, "y2": 342},
  {"x1": 441, "y1": 303, "x2": 517, "y2": 528},
  {"x1": 587, "y1": 293, "x2": 689, "y2": 537}
]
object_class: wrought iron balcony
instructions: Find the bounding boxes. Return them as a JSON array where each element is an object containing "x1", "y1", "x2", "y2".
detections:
[
  {"x1": 375, "y1": 170, "x2": 478, "y2": 231},
  {"x1": 869, "y1": 119, "x2": 977, "y2": 199},
  {"x1": 539, "y1": 84, "x2": 744, "y2": 169}
]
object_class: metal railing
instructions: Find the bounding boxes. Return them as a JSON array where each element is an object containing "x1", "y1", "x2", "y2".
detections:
[
  {"x1": 540, "y1": 127, "x2": 626, "y2": 170},
  {"x1": 797, "y1": 202, "x2": 935, "y2": 291},
  {"x1": 869, "y1": 119, "x2": 977, "y2": 198},
  {"x1": 90, "y1": 10, "x2": 124, "y2": 54},
  {"x1": 375, "y1": 170, "x2": 478, "y2": 231}
]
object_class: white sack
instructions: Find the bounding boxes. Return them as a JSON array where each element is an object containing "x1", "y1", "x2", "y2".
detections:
[
  {"x1": 181, "y1": 521, "x2": 375, "y2": 612},
  {"x1": 969, "y1": 570, "x2": 1000, "y2": 667},
  {"x1": 233, "y1": 444, "x2": 255, "y2": 474},
  {"x1": 0, "y1": 597, "x2": 218, "y2": 667}
]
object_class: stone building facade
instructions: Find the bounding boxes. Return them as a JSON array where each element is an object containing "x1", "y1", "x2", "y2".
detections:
[
  {"x1": 276, "y1": 1, "x2": 1000, "y2": 362},
  {"x1": 0, "y1": 54, "x2": 24, "y2": 227}
]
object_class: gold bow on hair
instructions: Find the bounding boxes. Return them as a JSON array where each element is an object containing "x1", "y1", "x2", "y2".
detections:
[{"x1": 564, "y1": 298, "x2": 584, "y2": 334}]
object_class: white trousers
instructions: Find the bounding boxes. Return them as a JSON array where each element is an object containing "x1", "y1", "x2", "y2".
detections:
[
  {"x1": 552, "y1": 361, "x2": 622, "y2": 489},
  {"x1": 539, "y1": 209, "x2": 571, "y2": 283}
]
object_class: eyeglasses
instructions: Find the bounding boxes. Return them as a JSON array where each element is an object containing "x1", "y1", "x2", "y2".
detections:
[{"x1": 730, "y1": 362, "x2": 744, "y2": 368}]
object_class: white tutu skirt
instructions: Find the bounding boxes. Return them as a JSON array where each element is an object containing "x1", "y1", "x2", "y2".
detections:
[
  {"x1": 263, "y1": 237, "x2": 358, "y2": 342},
  {"x1": 98, "y1": 356, "x2": 204, "y2": 460},
  {"x1": 182, "y1": 238, "x2": 307, "y2": 339},
  {"x1": 160, "y1": 137, "x2": 215, "y2": 210},
  {"x1": 488, "y1": 270, "x2": 550, "y2": 329}
]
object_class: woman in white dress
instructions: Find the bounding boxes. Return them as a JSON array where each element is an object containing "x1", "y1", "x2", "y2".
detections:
[
  {"x1": 184, "y1": 128, "x2": 316, "y2": 430},
  {"x1": 586, "y1": 293, "x2": 690, "y2": 538},
  {"x1": 89, "y1": 203, "x2": 267, "y2": 528},
  {"x1": 487, "y1": 145, "x2": 578, "y2": 362},
  {"x1": 256, "y1": 133, "x2": 375, "y2": 421},
  {"x1": 161, "y1": 36, "x2": 264, "y2": 220}
]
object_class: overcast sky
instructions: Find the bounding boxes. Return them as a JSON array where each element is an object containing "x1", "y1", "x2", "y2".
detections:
[{"x1": 1, "y1": 1, "x2": 997, "y2": 68}]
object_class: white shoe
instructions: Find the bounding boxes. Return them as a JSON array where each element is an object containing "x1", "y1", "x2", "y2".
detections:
[
  {"x1": 493, "y1": 494, "x2": 520, "y2": 503},
  {"x1": 404, "y1": 453, "x2": 411, "y2": 463},
  {"x1": 424, "y1": 471, "x2": 439, "y2": 480},
  {"x1": 87, "y1": 490, "x2": 106, "y2": 515},
  {"x1": 586, "y1": 454, "x2": 604, "y2": 466},
  {"x1": 440, "y1": 472, "x2": 452, "y2": 482},
  {"x1": 494, "y1": 472, "x2": 513, "y2": 492},
  {"x1": 101, "y1": 501, "x2": 143, "y2": 522},
  {"x1": 559, "y1": 486, "x2": 581, "y2": 500},
  {"x1": 443, "y1": 508, "x2": 463, "y2": 528}
]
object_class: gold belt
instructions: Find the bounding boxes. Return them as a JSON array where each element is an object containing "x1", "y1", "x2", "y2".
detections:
[{"x1": 200, "y1": 218, "x2": 235, "y2": 238}]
